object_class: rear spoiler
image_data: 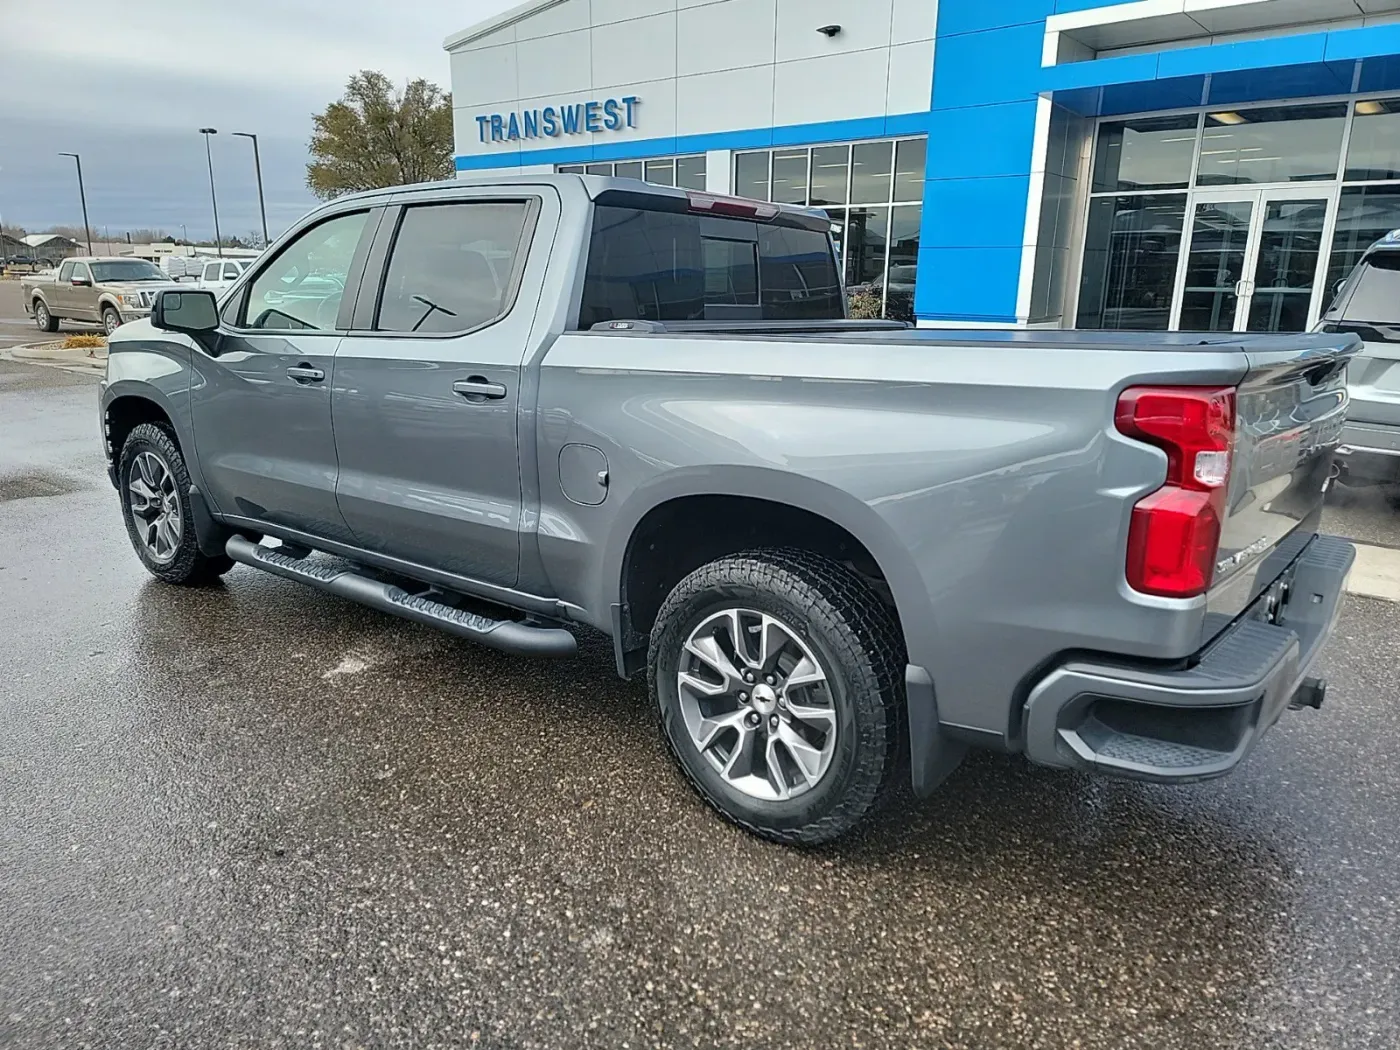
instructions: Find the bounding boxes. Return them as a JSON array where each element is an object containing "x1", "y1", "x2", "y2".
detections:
[{"x1": 590, "y1": 184, "x2": 833, "y2": 233}]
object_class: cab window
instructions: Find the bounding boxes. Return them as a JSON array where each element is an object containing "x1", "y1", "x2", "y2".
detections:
[
  {"x1": 374, "y1": 202, "x2": 531, "y2": 334},
  {"x1": 58, "y1": 261, "x2": 75, "y2": 282},
  {"x1": 240, "y1": 211, "x2": 369, "y2": 331},
  {"x1": 204, "y1": 262, "x2": 222, "y2": 282}
]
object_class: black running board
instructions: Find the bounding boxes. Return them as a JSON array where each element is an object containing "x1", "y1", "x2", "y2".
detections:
[{"x1": 225, "y1": 535, "x2": 576, "y2": 658}]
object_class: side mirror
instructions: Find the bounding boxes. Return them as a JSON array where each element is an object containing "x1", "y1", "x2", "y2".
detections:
[
  {"x1": 72, "y1": 277, "x2": 92, "y2": 287},
  {"x1": 152, "y1": 288, "x2": 218, "y2": 333}
]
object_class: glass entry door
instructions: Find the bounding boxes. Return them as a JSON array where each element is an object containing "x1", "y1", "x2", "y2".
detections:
[{"x1": 1172, "y1": 188, "x2": 1330, "y2": 332}]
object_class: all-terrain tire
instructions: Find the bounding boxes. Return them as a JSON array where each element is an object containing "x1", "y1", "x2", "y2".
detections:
[
  {"x1": 118, "y1": 422, "x2": 235, "y2": 586},
  {"x1": 649, "y1": 548, "x2": 906, "y2": 845}
]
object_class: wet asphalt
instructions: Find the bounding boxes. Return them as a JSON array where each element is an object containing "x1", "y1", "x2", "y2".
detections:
[{"x1": 3, "y1": 358, "x2": 1400, "y2": 1050}]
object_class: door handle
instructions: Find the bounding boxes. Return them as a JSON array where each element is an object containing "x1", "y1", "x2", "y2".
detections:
[
  {"x1": 287, "y1": 364, "x2": 325, "y2": 383},
  {"x1": 453, "y1": 377, "x2": 507, "y2": 401}
]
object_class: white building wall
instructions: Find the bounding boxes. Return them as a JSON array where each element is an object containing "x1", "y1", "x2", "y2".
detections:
[{"x1": 447, "y1": 0, "x2": 937, "y2": 174}]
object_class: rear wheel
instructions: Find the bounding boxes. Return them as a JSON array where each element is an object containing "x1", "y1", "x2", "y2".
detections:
[
  {"x1": 34, "y1": 300, "x2": 58, "y2": 332},
  {"x1": 649, "y1": 549, "x2": 905, "y2": 845},
  {"x1": 118, "y1": 422, "x2": 234, "y2": 585}
]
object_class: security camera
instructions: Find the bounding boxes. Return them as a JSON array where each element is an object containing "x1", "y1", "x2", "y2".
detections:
[{"x1": 816, "y1": 24, "x2": 842, "y2": 37}]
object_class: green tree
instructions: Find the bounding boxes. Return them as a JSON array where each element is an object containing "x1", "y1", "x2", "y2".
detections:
[{"x1": 307, "y1": 71, "x2": 454, "y2": 200}]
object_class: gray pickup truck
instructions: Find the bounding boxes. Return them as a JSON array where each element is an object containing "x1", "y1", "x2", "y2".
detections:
[{"x1": 99, "y1": 174, "x2": 1358, "y2": 844}]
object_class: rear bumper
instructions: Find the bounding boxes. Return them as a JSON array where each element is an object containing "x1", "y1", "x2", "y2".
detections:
[{"x1": 1021, "y1": 534, "x2": 1354, "y2": 783}]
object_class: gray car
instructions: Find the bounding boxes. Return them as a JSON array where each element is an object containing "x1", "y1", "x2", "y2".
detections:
[
  {"x1": 1320, "y1": 231, "x2": 1400, "y2": 484},
  {"x1": 99, "y1": 174, "x2": 1357, "y2": 844}
]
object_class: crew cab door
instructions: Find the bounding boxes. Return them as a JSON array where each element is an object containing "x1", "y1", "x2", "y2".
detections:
[
  {"x1": 190, "y1": 207, "x2": 376, "y2": 539},
  {"x1": 68, "y1": 261, "x2": 96, "y2": 319},
  {"x1": 331, "y1": 190, "x2": 554, "y2": 586}
]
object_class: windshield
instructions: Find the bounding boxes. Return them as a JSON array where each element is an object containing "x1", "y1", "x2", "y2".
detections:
[
  {"x1": 1340, "y1": 252, "x2": 1400, "y2": 323},
  {"x1": 90, "y1": 260, "x2": 167, "y2": 282}
]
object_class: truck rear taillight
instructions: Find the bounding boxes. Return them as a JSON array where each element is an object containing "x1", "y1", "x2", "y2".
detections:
[
  {"x1": 1114, "y1": 386, "x2": 1236, "y2": 598},
  {"x1": 686, "y1": 192, "x2": 780, "y2": 220}
]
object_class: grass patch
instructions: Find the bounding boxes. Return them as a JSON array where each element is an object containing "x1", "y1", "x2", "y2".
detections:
[{"x1": 62, "y1": 334, "x2": 107, "y2": 351}]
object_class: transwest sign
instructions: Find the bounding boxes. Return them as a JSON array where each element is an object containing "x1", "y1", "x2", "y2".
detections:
[{"x1": 473, "y1": 96, "x2": 640, "y2": 143}]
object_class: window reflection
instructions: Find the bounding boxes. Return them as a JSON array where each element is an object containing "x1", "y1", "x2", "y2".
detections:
[
  {"x1": 731, "y1": 137, "x2": 926, "y2": 320},
  {"x1": 1197, "y1": 104, "x2": 1345, "y2": 186},
  {"x1": 1077, "y1": 194, "x2": 1186, "y2": 330},
  {"x1": 851, "y1": 141, "x2": 893, "y2": 204},
  {"x1": 1327, "y1": 185, "x2": 1400, "y2": 294},
  {"x1": 1093, "y1": 115, "x2": 1198, "y2": 192},
  {"x1": 1346, "y1": 97, "x2": 1400, "y2": 181}
]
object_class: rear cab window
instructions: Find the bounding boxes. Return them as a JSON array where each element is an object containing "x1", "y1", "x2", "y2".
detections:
[{"x1": 577, "y1": 194, "x2": 844, "y2": 329}]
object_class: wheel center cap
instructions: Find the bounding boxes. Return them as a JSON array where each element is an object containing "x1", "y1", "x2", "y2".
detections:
[{"x1": 751, "y1": 683, "x2": 778, "y2": 715}]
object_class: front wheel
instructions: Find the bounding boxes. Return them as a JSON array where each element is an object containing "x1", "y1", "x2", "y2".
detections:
[
  {"x1": 102, "y1": 306, "x2": 122, "y2": 336},
  {"x1": 34, "y1": 300, "x2": 58, "y2": 332},
  {"x1": 117, "y1": 423, "x2": 235, "y2": 585},
  {"x1": 649, "y1": 549, "x2": 906, "y2": 845}
]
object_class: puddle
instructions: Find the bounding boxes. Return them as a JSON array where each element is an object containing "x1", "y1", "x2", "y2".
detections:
[{"x1": 0, "y1": 471, "x2": 81, "y2": 502}]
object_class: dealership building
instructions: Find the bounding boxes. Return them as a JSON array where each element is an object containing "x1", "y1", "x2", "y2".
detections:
[{"x1": 447, "y1": 0, "x2": 1400, "y2": 332}]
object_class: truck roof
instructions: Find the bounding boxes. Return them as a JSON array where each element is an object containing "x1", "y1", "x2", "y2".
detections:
[{"x1": 321, "y1": 172, "x2": 833, "y2": 232}]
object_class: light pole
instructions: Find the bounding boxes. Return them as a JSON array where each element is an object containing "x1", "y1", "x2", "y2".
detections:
[
  {"x1": 57, "y1": 152, "x2": 93, "y2": 255},
  {"x1": 198, "y1": 128, "x2": 223, "y2": 258},
  {"x1": 232, "y1": 132, "x2": 269, "y2": 247}
]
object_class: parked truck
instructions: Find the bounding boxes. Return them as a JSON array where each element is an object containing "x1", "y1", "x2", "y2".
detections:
[
  {"x1": 24, "y1": 257, "x2": 182, "y2": 335},
  {"x1": 98, "y1": 174, "x2": 1357, "y2": 844}
]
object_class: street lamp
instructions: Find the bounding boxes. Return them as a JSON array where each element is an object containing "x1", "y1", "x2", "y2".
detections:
[
  {"x1": 232, "y1": 132, "x2": 269, "y2": 247},
  {"x1": 198, "y1": 128, "x2": 223, "y2": 258},
  {"x1": 57, "y1": 152, "x2": 93, "y2": 255}
]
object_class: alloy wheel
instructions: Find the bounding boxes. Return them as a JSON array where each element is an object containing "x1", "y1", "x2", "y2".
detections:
[
  {"x1": 127, "y1": 451, "x2": 183, "y2": 563},
  {"x1": 677, "y1": 607, "x2": 837, "y2": 801}
]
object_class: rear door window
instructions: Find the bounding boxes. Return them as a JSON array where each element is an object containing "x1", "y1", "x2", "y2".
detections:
[
  {"x1": 374, "y1": 201, "x2": 532, "y2": 334},
  {"x1": 578, "y1": 204, "x2": 842, "y2": 328},
  {"x1": 1341, "y1": 252, "x2": 1400, "y2": 324}
]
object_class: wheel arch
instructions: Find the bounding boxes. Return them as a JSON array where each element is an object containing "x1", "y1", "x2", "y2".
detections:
[{"x1": 603, "y1": 467, "x2": 935, "y2": 678}]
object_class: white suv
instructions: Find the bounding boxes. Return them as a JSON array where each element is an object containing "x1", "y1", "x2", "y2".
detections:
[{"x1": 195, "y1": 259, "x2": 253, "y2": 293}]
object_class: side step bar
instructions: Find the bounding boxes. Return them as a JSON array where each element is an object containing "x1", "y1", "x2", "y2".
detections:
[{"x1": 225, "y1": 535, "x2": 577, "y2": 658}]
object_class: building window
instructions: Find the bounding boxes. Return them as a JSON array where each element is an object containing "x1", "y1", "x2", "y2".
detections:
[
  {"x1": 732, "y1": 136, "x2": 926, "y2": 321},
  {"x1": 1079, "y1": 98, "x2": 1400, "y2": 333},
  {"x1": 557, "y1": 154, "x2": 706, "y2": 190}
]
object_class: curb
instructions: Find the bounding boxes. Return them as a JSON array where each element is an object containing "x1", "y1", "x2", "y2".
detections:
[
  {"x1": 0, "y1": 345, "x2": 106, "y2": 374},
  {"x1": 1349, "y1": 542, "x2": 1400, "y2": 604}
]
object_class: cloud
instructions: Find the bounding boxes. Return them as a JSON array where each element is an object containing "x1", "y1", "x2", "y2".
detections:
[{"x1": 0, "y1": 0, "x2": 514, "y2": 238}]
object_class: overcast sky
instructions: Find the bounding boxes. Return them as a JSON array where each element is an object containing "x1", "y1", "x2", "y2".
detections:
[{"x1": 0, "y1": 0, "x2": 515, "y2": 241}]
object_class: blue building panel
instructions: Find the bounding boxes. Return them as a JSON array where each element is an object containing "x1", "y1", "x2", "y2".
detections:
[
  {"x1": 920, "y1": 177, "x2": 1032, "y2": 249},
  {"x1": 930, "y1": 23, "x2": 1051, "y2": 110},
  {"x1": 914, "y1": 246, "x2": 1023, "y2": 323},
  {"x1": 925, "y1": 103, "x2": 1040, "y2": 180}
]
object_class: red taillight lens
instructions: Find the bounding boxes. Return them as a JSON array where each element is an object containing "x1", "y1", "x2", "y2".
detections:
[{"x1": 1115, "y1": 386, "x2": 1235, "y2": 598}]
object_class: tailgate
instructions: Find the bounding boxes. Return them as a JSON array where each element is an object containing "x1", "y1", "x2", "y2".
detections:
[{"x1": 1205, "y1": 334, "x2": 1357, "y2": 633}]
